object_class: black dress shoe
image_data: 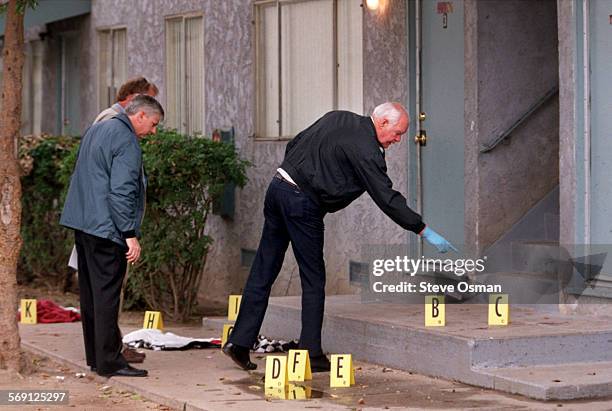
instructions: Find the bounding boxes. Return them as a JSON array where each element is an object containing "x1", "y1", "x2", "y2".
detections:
[
  {"x1": 222, "y1": 342, "x2": 257, "y2": 370},
  {"x1": 99, "y1": 364, "x2": 148, "y2": 377},
  {"x1": 310, "y1": 354, "x2": 331, "y2": 373}
]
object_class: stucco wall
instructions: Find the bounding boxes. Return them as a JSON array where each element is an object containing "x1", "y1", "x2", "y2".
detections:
[
  {"x1": 464, "y1": 0, "x2": 479, "y2": 255},
  {"x1": 466, "y1": 0, "x2": 559, "y2": 252},
  {"x1": 86, "y1": 0, "x2": 254, "y2": 311},
  {"x1": 80, "y1": 0, "x2": 411, "y2": 311},
  {"x1": 214, "y1": 0, "x2": 411, "y2": 307},
  {"x1": 557, "y1": 0, "x2": 576, "y2": 249},
  {"x1": 326, "y1": 0, "x2": 409, "y2": 293}
]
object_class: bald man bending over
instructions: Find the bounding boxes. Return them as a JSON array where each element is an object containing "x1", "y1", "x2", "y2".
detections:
[{"x1": 223, "y1": 103, "x2": 456, "y2": 372}]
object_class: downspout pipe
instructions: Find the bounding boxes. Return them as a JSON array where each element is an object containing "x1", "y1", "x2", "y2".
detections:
[{"x1": 582, "y1": 0, "x2": 590, "y2": 247}]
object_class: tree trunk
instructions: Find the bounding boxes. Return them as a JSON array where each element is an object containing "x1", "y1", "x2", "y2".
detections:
[{"x1": 0, "y1": 0, "x2": 25, "y2": 373}]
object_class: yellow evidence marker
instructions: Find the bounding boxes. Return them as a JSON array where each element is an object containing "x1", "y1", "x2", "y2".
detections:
[
  {"x1": 488, "y1": 294, "x2": 509, "y2": 326},
  {"x1": 288, "y1": 383, "x2": 312, "y2": 399},
  {"x1": 265, "y1": 355, "x2": 289, "y2": 388},
  {"x1": 227, "y1": 295, "x2": 242, "y2": 321},
  {"x1": 264, "y1": 386, "x2": 289, "y2": 400},
  {"x1": 143, "y1": 311, "x2": 164, "y2": 330},
  {"x1": 330, "y1": 354, "x2": 355, "y2": 387},
  {"x1": 288, "y1": 349, "x2": 312, "y2": 381},
  {"x1": 221, "y1": 324, "x2": 234, "y2": 347},
  {"x1": 425, "y1": 295, "x2": 445, "y2": 327},
  {"x1": 20, "y1": 299, "x2": 37, "y2": 324}
]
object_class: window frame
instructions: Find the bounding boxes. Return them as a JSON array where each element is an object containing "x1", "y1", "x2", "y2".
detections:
[
  {"x1": 163, "y1": 11, "x2": 205, "y2": 136},
  {"x1": 21, "y1": 39, "x2": 44, "y2": 136},
  {"x1": 96, "y1": 25, "x2": 128, "y2": 112},
  {"x1": 253, "y1": 0, "x2": 362, "y2": 140}
]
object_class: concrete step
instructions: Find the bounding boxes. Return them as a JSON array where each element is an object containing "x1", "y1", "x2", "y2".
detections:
[
  {"x1": 204, "y1": 294, "x2": 612, "y2": 400},
  {"x1": 479, "y1": 361, "x2": 612, "y2": 400}
]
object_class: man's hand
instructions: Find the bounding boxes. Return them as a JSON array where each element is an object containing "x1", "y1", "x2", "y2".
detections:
[
  {"x1": 126, "y1": 237, "x2": 141, "y2": 264},
  {"x1": 420, "y1": 227, "x2": 458, "y2": 253}
]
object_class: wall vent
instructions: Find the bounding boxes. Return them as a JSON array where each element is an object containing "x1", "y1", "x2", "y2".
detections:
[
  {"x1": 349, "y1": 260, "x2": 369, "y2": 285},
  {"x1": 240, "y1": 248, "x2": 257, "y2": 268}
]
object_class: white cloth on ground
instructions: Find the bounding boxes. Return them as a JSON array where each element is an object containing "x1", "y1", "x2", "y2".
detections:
[{"x1": 122, "y1": 328, "x2": 221, "y2": 351}]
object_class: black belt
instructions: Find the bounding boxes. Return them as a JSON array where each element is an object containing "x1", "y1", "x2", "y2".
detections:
[{"x1": 274, "y1": 172, "x2": 299, "y2": 189}]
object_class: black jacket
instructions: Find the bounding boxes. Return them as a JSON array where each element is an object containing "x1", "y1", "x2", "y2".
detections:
[{"x1": 280, "y1": 110, "x2": 425, "y2": 234}]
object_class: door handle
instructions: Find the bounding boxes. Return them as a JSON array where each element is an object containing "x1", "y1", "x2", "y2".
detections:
[{"x1": 415, "y1": 129, "x2": 427, "y2": 146}]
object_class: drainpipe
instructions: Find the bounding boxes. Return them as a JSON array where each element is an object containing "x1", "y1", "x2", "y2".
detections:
[{"x1": 582, "y1": 0, "x2": 590, "y2": 247}]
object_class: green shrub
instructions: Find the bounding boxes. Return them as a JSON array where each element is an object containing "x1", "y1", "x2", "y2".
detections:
[
  {"x1": 22, "y1": 129, "x2": 247, "y2": 321},
  {"x1": 129, "y1": 129, "x2": 249, "y2": 321},
  {"x1": 19, "y1": 135, "x2": 80, "y2": 287}
]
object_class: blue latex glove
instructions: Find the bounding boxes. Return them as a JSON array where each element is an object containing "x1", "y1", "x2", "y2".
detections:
[{"x1": 420, "y1": 227, "x2": 458, "y2": 253}]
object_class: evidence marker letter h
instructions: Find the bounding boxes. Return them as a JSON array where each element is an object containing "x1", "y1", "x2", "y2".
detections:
[{"x1": 143, "y1": 311, "x2": 163, "y2": 330}]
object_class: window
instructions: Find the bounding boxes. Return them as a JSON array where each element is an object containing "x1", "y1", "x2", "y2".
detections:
[
  {"x1": 165, "y1": 15, "x2": 204, "y2": 136},
  {"x1": 0, "y1": 40, "x2": 42, "y2": 136},
  {"x1": 254, "y1": 0, "x2": 363, "y2": 139},
  {"x1": 98, "y1": 27, "x2": 127, "y2": 111},
  {"x1": 21, "y1": 40, "x2": 43, "y2": 135}
]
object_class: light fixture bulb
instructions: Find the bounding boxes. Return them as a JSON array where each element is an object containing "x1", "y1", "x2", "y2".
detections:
[{"x1": 366, "y1": 0, "x2": 379, "y2": 11}]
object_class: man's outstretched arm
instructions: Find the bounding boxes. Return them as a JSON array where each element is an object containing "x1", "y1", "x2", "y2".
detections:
[{"x1": 353, "y1": 153, "x2": 456, "y2": 253}]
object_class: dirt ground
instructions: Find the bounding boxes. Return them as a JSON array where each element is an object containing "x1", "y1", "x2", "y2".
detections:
[
  {"x1": 0, "y1": 354, "x2": 173, "y2": 411},
  {"x1": 10, "y1": 284, "x2": 176, "y2": 410},
  {"x1": 17, "y1": 283, "x2": 80, "y2": 309},
  {"x1": 16, "y1": 283, "x2": 203, "y2": 326}
]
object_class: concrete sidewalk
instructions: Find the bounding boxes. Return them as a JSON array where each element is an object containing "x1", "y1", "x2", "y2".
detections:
[{"x1": 18, "y1": 321, "x2": 612, "y2": 410}]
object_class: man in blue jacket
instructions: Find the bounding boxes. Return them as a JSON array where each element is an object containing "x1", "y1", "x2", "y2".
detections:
[
  {"x1": 60, "y1": 95, "x2": 164, "y2": 377},
  {"x1": 224, "y1": 102, "x2": 456, "y2": 372}
]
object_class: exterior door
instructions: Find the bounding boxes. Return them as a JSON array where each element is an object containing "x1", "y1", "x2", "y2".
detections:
[
  {"x1": 59, "y1": 34, "x2": 81, "y2": 136},
  {"x1": 409, "y1": 0, "x2": 464, "y2": 255},
  {"x1": 587, "y1": 0, "x2": 612, "y2": 286}
]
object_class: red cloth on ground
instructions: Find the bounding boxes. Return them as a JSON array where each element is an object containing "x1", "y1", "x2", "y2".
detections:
[{"x1": 17, "y1": 299, "x2": 81, "y2": 323}]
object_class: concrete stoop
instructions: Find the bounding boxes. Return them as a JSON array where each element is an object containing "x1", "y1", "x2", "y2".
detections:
[
  {"x1": 203, "y1": 294, "x2": 612, "y2": 400},
  {"x1": 479, "y1": 361, "x2": 612, "y2": 400}
]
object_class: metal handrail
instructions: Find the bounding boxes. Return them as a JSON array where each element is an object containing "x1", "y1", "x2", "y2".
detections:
[{"x1": 480, "y1": 85, "x2": 559, "y2": 153}]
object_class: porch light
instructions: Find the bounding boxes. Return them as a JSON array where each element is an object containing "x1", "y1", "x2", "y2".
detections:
[{"x1": 366, "y1": 0, "x2": 379, "y2": 11}]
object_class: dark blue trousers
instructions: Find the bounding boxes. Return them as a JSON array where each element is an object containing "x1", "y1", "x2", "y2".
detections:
[{"x1": 229, "y1": 176, "x2": 326, "y2": 356}]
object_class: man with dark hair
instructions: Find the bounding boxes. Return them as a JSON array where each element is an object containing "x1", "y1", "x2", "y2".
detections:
[
  {"x1": 61, "y1": 95, "x2": 164, "y2": 377},
  {"x1": 224, "y1": 102, "x2": 455, "y2": 372}
]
